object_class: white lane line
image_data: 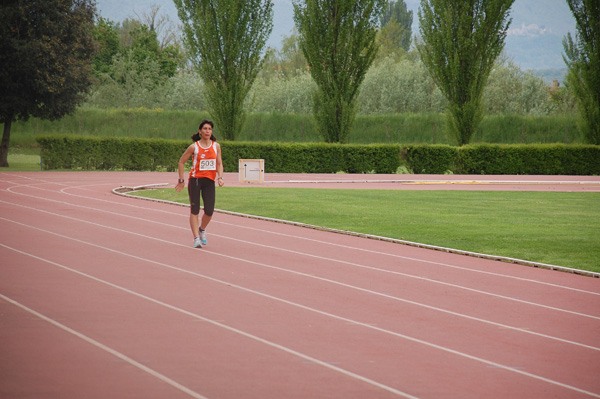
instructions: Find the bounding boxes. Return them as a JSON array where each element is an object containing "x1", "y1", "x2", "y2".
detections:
[
  {"x1": 0, "y1": 244, "x2": 419, "y2": 399},
  {"x1": 214, "y1": 219, "x2": 600, "y2": 294},
  {"x1": 2, "y1": 241, "x2": 599, "y2": 398},
  {"x1": 265, "y1": 179, "x2": 600, "y2": 185},
  {"x1": 2, "y1": 194, "x2": 598, "y2": 322},
  {"x1": 209, "y1": 233, "x2": 600, "y2": 320},
  {"x1": 0, "y1": 292, "x2": 209, "y2": 399},
  {"x1": 0, "y1": 200, "x2": 600, "y2": 340},
  {"x1": 4, "y1": 177, "x2": 600, "y2": 295},
  {"x1": 2, "y1": 214, "x2": 599, "y2": 353}
]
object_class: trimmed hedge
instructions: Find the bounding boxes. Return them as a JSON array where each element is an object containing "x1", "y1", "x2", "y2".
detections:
[
  {"x1": 403, "y1": 145, "x2": 458, "y2": 174},
  {"x1": 222, "y1": 142, "x2": 401, "y2": 173},
  {"x1": 36, "y1": 135, "x2": 600, "y2": 175},
  {"x1": 455, "y1": 144, "x2": 600, "y2": 175},
  {"x1": 37, "y1": 135, "x2": 185, "y2": 172}
]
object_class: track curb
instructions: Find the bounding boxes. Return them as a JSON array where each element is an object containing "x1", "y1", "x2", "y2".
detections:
[{"x1": 113, "y1": 184, "x2": 600, "y2": 279}]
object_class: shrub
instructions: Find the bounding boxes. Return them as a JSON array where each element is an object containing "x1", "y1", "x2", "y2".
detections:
[{"x1": 36, "y1": 135, "x2": 600, "y2": 175}]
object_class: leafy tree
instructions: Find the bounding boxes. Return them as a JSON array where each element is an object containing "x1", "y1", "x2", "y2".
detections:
[
  {"x1": 249, "y1": 71, "x2": 316, "y2": 114},
  {"x1": 358, "y1": 57, "x2": 446, "y2": 114},
  {"x1": 0, "y1": 0, "x2": 96, "y2": 166},
  {"x1": 92, "y1": 17, "x2": 122, "y2": 75},
  {"x1": 377, "y1": 20, "x2": 408, "y2": 61},
  {"x1": 257, "y1": 48, "x2": 281, "y2": 84},
  {"x1": 161, "y1": 71, "x2": 208, "y2": 111},
  {"x1": 136, "y1": 5, "x2": 179, "y2": 50},
  {"x1": 548, "y1": 82, "x2": 577, "y2": 115},
  {"x1": 483, "y1": 58, "x2": 551, "y2": 115},
  {"x1": 293, "y1": 0, "x2": 385, "y2": 143},
  {"x1": 563, "y1": 0, "x2": 600, "y2": 144},
  {"x1": 119, "y1": 23, "x2": 183, "y2": 79},
  {"x1": 88, "y1": 15, "x2": 185, "y2": 108},
  {"x1": 278, "y1": 30, "x2": 308, "y2": 77},
  {"x1": 259, "y1": 30, "x2": 307, "y2": 83},
  {"x1": 91, "y1": 50, "x2": 163, "y2": 108},
  {"x1": 115, "y1": 18, "x2": 141, "y2": 48},
  {"x1": 379, "y1": 0, "x2": 413, "y2": 53},
  {"x1": 417, "y1": 0, "x2": 515, "y2": 145},
  {"x1": 128, "y1": 24, "x2": 182, "y2": 79},
  {"x1": 175, "y1": 0, "x2": 274, "y2": 140}
]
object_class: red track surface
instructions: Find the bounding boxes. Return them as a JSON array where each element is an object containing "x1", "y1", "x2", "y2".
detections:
[{"x1": 1, "y1": 171, "x2": 599, "y2": 399}]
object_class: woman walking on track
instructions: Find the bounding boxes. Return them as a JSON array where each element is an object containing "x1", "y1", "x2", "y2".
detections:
[{"x1": 176, "y1": 120, "x2": 225, "y2": 248}]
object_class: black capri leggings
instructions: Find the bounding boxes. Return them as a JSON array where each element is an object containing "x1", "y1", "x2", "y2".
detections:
[{"x1": 188, "y1": 177, "x2": 216, "y2": 216}]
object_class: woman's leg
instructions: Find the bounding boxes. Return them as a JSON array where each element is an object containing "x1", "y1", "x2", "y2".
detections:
[
  {"x1": 200, "y1": 178, "x2": 216, "y2": 230},
  {"x1": 200, "y1": 213, "x2": 212, "y2": 231},
  {"x1": 190, "y1": 213, "x2": 200, "y2": 237},
  {"x1": 188, "y1": 178, "x2": 202, "y2": 238}
]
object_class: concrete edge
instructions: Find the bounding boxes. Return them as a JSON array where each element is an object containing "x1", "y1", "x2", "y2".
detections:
[{"x1": 112, "y1": 184, "x2": 600, "y2": 279}]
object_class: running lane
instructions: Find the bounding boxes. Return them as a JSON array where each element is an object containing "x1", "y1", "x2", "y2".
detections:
[{"x1": 1, "y1": 171, "x2": 599, "y2": 399}]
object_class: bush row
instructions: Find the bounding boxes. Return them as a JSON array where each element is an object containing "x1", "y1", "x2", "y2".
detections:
[
  {"x1": 36, "y1": 135, "x2": 185, "y2": 172},
  {"x1": 36, "y1": 135, "x2": 600, "y2": 175},
  {"x1": 14, "y1": 108, "x2": 582, "y2": 148}
]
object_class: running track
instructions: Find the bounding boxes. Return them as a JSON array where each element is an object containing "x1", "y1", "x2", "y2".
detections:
[{"x1": 1, "y1": 171, "x2": 599, "y2": 399}]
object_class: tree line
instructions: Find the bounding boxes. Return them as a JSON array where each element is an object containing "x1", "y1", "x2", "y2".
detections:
[
  {"x1": 85, "y1": 7, "x2": 568, "y2": 118},
  {"x1": 1, "y1": 0, "x2": 598, "y2": 167}
]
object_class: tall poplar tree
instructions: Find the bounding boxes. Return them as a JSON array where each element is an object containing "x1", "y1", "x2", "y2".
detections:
[
  {"x1": 0, "y1": 0, "x2": 96, "y2": 167},
  {"x1": 563, "y1": 0, "x2": 600, "y2": 145},
  {"x1": 174, "y1": 0, "x2": 273, "y2": 140},
  {"x1": 293, "y1": 0, "x2": 385, "y2": 143},
  {"x1": 418, "y1": 0, "x2": 514, "y2": 145}
]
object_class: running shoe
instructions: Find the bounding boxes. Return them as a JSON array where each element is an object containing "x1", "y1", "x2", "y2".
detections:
[
  {"x1": 193, "y1": 237, "x2": 203, "y2": 248},
  {"x1": 200, "y1": 229, "x2": 208, "y2": 246}
]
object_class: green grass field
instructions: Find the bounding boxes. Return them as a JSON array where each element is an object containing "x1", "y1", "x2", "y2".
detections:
[
  {"x1": 132, "y1": 187, "x2": 600, "y2": 274},
  {"x1": 0, "y1": 154, "x2": 42, "y2": 171}
]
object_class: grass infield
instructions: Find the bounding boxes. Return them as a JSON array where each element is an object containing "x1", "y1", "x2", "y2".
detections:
[{"x1": 134, "y1": 187, "x2": 600, "y2": 274}]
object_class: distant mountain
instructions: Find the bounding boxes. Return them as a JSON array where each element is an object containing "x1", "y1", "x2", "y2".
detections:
[
  {"x1": 504, "y1": 0, "x2": 575, "y2": 74},
  {"x1": 95, "y1": 0, "x2": 575, "y2": 81}
]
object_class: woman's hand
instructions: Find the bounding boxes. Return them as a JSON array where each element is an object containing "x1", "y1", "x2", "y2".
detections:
[
  {"x1": 175, "y1": 181, "x2": 185, "y2": 192},
  {"x1": 217, "y1": 177, "x2": 225, "y2": 187}
]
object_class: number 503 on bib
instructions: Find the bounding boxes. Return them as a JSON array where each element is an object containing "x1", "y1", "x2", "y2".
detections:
[{"x1": 200, "y1": 159, "x2": 216, "y2": 170}]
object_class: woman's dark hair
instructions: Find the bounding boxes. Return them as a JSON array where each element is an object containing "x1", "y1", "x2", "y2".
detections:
[{"x1": 191, "y1": 119, "x2": 217, "y2": 142}]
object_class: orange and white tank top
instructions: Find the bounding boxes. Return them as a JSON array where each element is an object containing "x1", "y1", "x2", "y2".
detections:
[{"x1": 189, "y1": 141, "x2": 217, "y2": 180}]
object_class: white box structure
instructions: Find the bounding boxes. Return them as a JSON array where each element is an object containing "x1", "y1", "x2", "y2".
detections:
[{"x1": 238, "y1": 159, "x2": 264, "y2": 183}]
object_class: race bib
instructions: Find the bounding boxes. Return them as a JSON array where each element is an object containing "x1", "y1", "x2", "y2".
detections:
[{"x1": 199, "y1": 159, "x2": 216, "y2": 171}]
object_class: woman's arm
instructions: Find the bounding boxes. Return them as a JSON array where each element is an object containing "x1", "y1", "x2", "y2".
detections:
[
  {"x1": 215, "y1": 142, "x2": 224, "y2": 187},
  {"x1": 175, "y1": 144, "x2": 195, "y2": 192}
]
